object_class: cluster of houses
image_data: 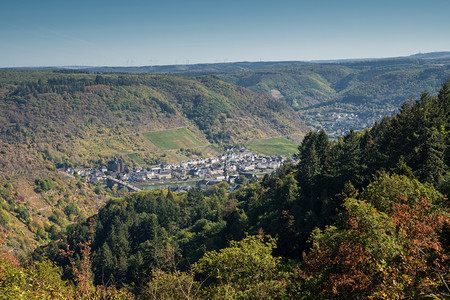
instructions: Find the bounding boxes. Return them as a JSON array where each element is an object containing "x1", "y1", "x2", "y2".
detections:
[
  {"x1": 305, "y1": 111, "x2": 387, "y2": 138},
  {"x1": 64, "y1": 148, "x2": 295, "y2": 191}
]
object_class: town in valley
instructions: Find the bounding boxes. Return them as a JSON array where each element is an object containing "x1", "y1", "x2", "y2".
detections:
[{"x1": 64, "y1": 147, "x2": 295, "y2": 193}]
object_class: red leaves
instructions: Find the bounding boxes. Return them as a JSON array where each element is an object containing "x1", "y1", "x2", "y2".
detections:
[
  {"x1": 303, "y1": 187, "x2": 450, "y2": 298},
  {"x1": 304, "y1": 219, "x2": 381, "y2": 297},
  {"x1": 59, "y1": 218, "x2": 96, "y2": 297},
  {"x1": 0, "y1": 231, "x2": 20, "y2": 281}
]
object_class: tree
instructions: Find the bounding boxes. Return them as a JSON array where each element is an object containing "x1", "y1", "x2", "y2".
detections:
[
  {"x1": 143, "y1": 243, "x2": 199, "y2": 300},
  {"x1": 0, "y1": 233, "x2": 75, "y2": 299},
  {"x1": 414, "y1": 127, "x2": 447, "y2": 184},
  {"x1": 65, "y1": 202, "x2": 79, "y2": 217},
  {"x1": 302, "y1": 173, "x2": 450, "y2": 299},
  {"x1": 236, "y1": 175, "x2": 248, "y2": 186},
  {"x1": 275, "y1": 210, "x2": 301, "y2": 258},
  {"x1": 336, "y1": 129, "x2": 364, "y2": 187},
  {"x1": 194, "y1": 235, "x2": 292, "y2": 299},
  {"x1": 302, "y1": 198, "x2": 399, "y2": 298},
  {"x1": 144, "y1": 269, "x2": 199, "y2": 300},
  {"x1": 16, "y1": 204, "x2": 30, "y2": 222},
  {"x1": 296, "y1": 131, "x2": 321, "y2": 190}
]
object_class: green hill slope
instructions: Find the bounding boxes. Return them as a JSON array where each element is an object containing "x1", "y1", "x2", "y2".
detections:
[
  {"x1": 0, "y1": 71, "x2": 307, "y2": 167},
  {"x1": 143, "y1": 127, "x2": 206, "y2": 150}
]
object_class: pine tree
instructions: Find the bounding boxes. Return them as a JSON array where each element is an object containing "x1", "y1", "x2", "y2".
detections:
[{"x1": 337, "y1": 129, "x2": 363, "y2": 187}]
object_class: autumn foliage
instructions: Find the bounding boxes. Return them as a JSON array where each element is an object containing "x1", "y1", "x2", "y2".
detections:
[{"x1": 302, "y1": 175, "x2": 450, "y2": 299}]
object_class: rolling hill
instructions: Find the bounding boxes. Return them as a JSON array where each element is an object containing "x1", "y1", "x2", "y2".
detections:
[
  {"x1": 63, "y1": 52, "x2": 450, "y2": 137},
  {"x1": 0, "y1": 71, "x2": 307, "y2": 167},
  {"x1": 216, "y1": 58, "x2": 450, "y2": 135},
  {"x1": 2, "y1": 53, "x2": 449, "y2": 255}
]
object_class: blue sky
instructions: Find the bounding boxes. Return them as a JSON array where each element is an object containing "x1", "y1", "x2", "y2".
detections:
[{"x1": 1, "y1": 0, "x2": 450, "y2": 67}]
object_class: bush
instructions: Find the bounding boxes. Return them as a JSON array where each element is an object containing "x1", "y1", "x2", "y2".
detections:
[
  {"x1": 28, "y1": 219, "x2": 44, "y2": 234},
  {"x1": 64, "y1": 202, "x2": 79, "y2": 216},
  {"x1": 48, "y1": 213, "x2": 58, "y2": 223},
  {"x1": 34, "y1": 178, "x2": 53, "y2": 193},
  {"x1": 76, "y1": 181, "x2": 83, "y2": 189},
  {"x1": 16, "y1": 204, "x2": 30, "y2": 222},
  {"x1": 94, "y1": 186, "x2": 103, "y2": 195},
  {"x1": 0, "y1": 209, "x2": 10, "y2": 226}
]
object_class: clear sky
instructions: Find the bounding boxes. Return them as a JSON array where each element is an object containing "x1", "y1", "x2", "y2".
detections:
[{"x1": 1, "y1": 0, "x2": 450, "y2": 67}]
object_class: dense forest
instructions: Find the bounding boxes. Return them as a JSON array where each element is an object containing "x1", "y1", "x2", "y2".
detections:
[{"x1": 1, "y1": 81, "x2": 448, "y2": 298}]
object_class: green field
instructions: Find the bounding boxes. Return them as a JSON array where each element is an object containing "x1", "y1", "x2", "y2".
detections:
[
  {"x1": 143, "y1": 128, "x2": 206, "y2": 150},
  {"x1": 247, "y1": 137, "x2": 299, "y2": 155}
]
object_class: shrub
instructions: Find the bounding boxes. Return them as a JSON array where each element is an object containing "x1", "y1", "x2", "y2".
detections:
[{"x1": 0, "y1": 209, "x2": 10, "y2": 226}]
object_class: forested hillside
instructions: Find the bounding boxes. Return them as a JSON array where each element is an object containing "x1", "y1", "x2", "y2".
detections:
[
  {"x1": 5, "y1": 81, "x2": 446, "y2": 298},
  {"x1": 217, "y1": 58, "x2": 450, "y2": 136},
  {"x1": 0, "y1": 70, "x2": 307, "y2": 167},
  {"x1": 68, "y1": 53, "x2": 450, "y2": 137}
]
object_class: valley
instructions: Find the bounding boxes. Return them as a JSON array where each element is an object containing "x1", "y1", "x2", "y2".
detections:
[
  {"x1": 0, "y1": 55, "x2": 449, "y2": 299},
  {"x1": 0, "y1": 70, "x2": 306, "y2": 256},
  {"x1": 2, "y1": 0, "x2": 450, "y2": 297}
]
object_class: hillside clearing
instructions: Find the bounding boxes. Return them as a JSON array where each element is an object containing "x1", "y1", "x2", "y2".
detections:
[
  {"x1": 143, "y1": 128, "x2": 206, "y2": 150},
  {"x1": 246, "y1": 137, "x2": 299, "y2": 155}
]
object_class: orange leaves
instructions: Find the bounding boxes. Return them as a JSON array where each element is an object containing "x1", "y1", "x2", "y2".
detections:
[
  {"x1": 0, "y1": 231, "x2": 20, "y2": 275},
  {"x1": 59, "y1": 218, "x2": 96, "y2": 297},
  {"x1": 304, "y1": 215, "x2": 383, "y2": 297},
  {"x1": 302, "y1": 174, "x2": 450, "y2": 298},
  {"x1": 388, "y1": 197, "x2": 450, "y2": 296},
  {"x1": 0, "y1": 232, "x2": 19, "y2": 283}
]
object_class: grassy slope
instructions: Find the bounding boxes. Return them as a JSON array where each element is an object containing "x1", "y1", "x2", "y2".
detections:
[
  {"x1": 246, "y1": 137, "x2": 299, "y2": 156},
  {"x1": 143, "y1": 127, "x2": 206, "y2": 150}
]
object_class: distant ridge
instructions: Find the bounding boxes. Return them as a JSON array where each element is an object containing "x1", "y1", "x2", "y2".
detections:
[
  {"x1": 407, "y1": 51, "x2": 450, "y2": 59},
  {"x1": 2, "y1": 51, "x2": 449, "y2": 74},
  {"x1": 310, "y1": 51, "x2": 450, "y2": 63}
]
